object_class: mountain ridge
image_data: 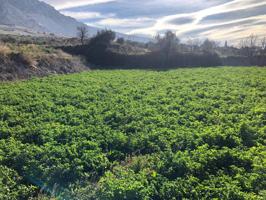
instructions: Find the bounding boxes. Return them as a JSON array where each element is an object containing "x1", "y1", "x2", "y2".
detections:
[
  {"x1": 0, "y1": 0, "x2": 150, "y2": 42},
  {"x1": 0, "y1": 0, "x2": 99, "y2": 37}
]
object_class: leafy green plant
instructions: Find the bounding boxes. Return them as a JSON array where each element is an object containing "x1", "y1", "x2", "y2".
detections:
[{"x1": 0, "y1": 67, "x2": 265, "y2": 199}]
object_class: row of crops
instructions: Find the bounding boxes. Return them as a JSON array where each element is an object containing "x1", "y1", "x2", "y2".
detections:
[{"x1": 0, "y1": 67, "x2": 265, "y2": 199}]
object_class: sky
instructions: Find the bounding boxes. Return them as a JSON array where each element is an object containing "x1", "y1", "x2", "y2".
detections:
[{"x1": 42, "y1": 0, "x2": 266, "y2": 43}]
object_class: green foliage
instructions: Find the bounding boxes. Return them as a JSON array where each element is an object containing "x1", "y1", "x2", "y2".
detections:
[
  {"x1": 90, "y1": 30, "x2": 116, "y2": 47},
  {"x1": 0, "y1": 165, "x2": 36, "y2": 200},
  {"x1": 98, "y1": 167, "x2": 155, "y2": 200},
  {"x1": 155, "y1": 30, "x2": 180, "y2": 55},
  {"x1": 0, "y1": 67, "x2": 265, "y2": 199}
]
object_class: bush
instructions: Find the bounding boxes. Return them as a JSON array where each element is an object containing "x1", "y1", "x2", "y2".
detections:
[
  {"x1": 0, "y1": 165, "x2": 37, "y2": 200},
  {"x1": 89, "y1": 30, "x2": 116, "y2": 48},
  {"x1": 117, "y1": 37, "x2": 125, "y2": 44},
  {"x1": 98, "y1": 167, "x2": 154, "y2": 200},
  {"x1": 0, "y1": 43, "x2": 11, "y2": 57},
  {"x1": 9, "y1": 52, "x2": 35, "y2": 66}
]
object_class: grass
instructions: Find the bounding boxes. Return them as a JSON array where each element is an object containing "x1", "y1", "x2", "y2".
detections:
[
  {"x1": 1, "y1": 43, "x2": 72, "y2": 59},
  {"x1": 0, "y1": 42, "x2": 88, "y2": 81},
  {"x1": 0, "y1": 43, "x2": 11, "y2": 56}
]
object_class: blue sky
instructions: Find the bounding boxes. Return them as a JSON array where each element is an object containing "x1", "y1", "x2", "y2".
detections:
[{"x1": 42, "y1": 0, "x2": 266, "y2": 42}]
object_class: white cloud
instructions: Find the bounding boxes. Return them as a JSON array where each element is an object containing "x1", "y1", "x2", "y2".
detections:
[
  {"x1": 42, "y1": 0, "x2": 115, "y2": 10},
  {"x1": 128, "y1": 0, "x2": 266, "y2": 41},
  {"x1": 42, "y1": 0, "x2": 266, "y2": 42},
  {"x1": 96, "y1": 17, "x2": 155, "y2": 28},
  {"x1": 191, "y1": 15, "x2": 266, "y2": 42},
  {"x1": 61, "y1": 11, "x2": 115, "y2": 20}
]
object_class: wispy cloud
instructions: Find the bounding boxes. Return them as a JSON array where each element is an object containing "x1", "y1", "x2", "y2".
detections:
[
  {"x1": 128, "y1": 0, "x2": 266, "y2": 41},
  {"x1": 42, "y1": 0, "x2": 116, "y2": 10},
  {"x1": 96, "y1": 17, "x2": 155, "y2": 28},
  {"x1": 61, "y1": 11, "x2": 115, "y2": 20},
  {"x1": 42, "y1": 0, "x2": 266, "y2": 42}
]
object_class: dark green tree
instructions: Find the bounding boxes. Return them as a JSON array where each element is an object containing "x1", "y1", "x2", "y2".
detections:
[{"x1": 90, "y1": 30, "x2": 116, "y2": 48}]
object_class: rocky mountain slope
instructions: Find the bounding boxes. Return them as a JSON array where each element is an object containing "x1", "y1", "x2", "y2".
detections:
[{"x1": 0, "y1": 0, "x2": 99, "y2": 37}]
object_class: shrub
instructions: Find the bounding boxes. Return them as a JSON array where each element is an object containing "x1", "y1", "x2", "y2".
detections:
[
  {"x1": 0, "y1": 165, "x2": 37, "y2": 200},
  {"x1": 89, "y1": 30, "x2": 116, "y2": 48},
  {"x1": 0, "y1": 43, "x2": 11, "y2": 57}
]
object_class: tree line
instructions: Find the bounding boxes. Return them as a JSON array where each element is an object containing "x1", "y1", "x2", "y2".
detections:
[{"x1": 71, "y1": 26, "x2": 266, "y2": 68}]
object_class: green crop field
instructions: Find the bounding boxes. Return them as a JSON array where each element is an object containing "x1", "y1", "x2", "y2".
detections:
[{"x1": 0, "y1": 67, "x2": 265, "y2": 200}]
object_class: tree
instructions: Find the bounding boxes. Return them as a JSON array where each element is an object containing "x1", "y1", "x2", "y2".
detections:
[
  {"x1": 239, "y1": 34, "x2": 258, "y2": 62},
  {"x1": 247, "y1": 34, "x2": 258, "y2": 48},
  {"x1": 77, "y1": 26, "x2": 89, "y2": 45},
  {"x1": 260, "y1": 36, "x2": 266, "y2": 51},
  {"x1": 155, "y1": 31, "x2": 180, "y2": 63},
  {"x1": 117, "y1": 37, "x2": 125, "y2": 44},
  {"x1": 201, "y1": 39, "x2": 218, "y2": 53},
  {"x1": 240, "y1": 35, "x2": 257, "y2": 52},
  {"x1": 90, "y1": 30, "x2": 116, "y2": 48},
  {"x1": 186, "y1": 38, "x2": 201, "y2": 53},
  {"x1": 224, "y1": 41, "x2": 228, "y2": 48}
]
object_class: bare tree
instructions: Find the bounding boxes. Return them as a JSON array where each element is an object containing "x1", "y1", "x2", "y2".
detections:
[
  {"x1": 77, "y1": 26, "x2": 89, "y2": 45},
  {"x1": 249, "y1": 34, "x2": 258, "y2": 48},
  {"x1": 240, "y1": 34, "x2": 258, "y2": 48},
  {"x1": 260, "y1": 36, "x2": 266, "y2": 51},
  {"x1": 224, "y1": 41, "x2": 228, "y2": 48},
  {"x1": 240, "y1": 34, "x2": 258, "y2": 58},
  {"x1": 239, "y1": 34, "x2": 259, "y2": 65},
  {"x1": 186, "y1": 38, "x2": 201, "y2": 53},
  {"x1": 201, "y1": 39, "x2": 218, "y2": 53}
]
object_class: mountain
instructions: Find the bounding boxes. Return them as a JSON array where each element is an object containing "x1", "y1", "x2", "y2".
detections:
[
  {"x1": 0, "y1": 0, "x2": 150, "y2": 42},
  {"x1": 0, "y1": 0, "x2": 99, "y2": 37}
]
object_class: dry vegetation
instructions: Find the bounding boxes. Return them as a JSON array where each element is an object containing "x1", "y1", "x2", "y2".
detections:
[
  {"x1": 0, "y1": 43, "x2": 11, "y2": 56},
  {"x1": 0, "y1": 42, "x2": 89, "y2": 81}
]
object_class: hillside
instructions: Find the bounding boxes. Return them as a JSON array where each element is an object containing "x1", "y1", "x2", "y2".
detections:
[
  {"x1": 0, "y1": 67, "x2": 265, "y2": 199},
  {"x1": 0, "y1": 0, "x2": 150, "y2": 42},
  {"x1": 0, "y1": 0, "x2": 99, "y2": 37},
  {"x1": 0, "y1": 41, "x2": 89, "y2": 81}
]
